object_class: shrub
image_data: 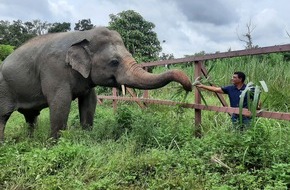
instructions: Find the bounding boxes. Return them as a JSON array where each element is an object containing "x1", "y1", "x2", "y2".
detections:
[{"x1": 0, "y1": 44, "x2": 14, "y2": 61}]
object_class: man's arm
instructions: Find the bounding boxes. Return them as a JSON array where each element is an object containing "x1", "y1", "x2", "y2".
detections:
[{"x1": 196, "y1": 84, "x2": 224, "y2": 94}]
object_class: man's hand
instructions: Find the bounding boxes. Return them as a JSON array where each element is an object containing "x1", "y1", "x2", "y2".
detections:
[
  {"x1": 195, "y1": 82, "x2": 224, "y2": 94},
  {"x1": 243, "y1": 110, "x2": 252, "y2": 117},
  {"x1": 192, "y1": 76, "x2": 201, "y2": 86}
]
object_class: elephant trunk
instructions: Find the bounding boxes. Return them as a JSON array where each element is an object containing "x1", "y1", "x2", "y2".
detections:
[{"x1": 118, "y1": 61, "x2": 192, "y2": 91}]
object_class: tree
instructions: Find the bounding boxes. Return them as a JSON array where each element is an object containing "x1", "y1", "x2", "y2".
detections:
[
  {"x1": 159, "y1": 53, "x2": 175, "y2": 69},
  {"x1": 0, "y1": 20, "x2": 36, "y2": 47},
  {"x1": 237, "y1": 20, "x2": 258, "y2": 49},
  {"x1": 74, "y1": 19, "x2": 94, "y2": 31},
  {"x1": 0, "y1": 20, "x2": 11, "y2": 43},
  {"x1": 0, "y1": 19, "x2": 52, "y2": 47},
  {"x1": 48, "y1": 22, "x2": 71, "y2": 33},
  {"x1": 30, "y1": 19, "x2": 51, "y2": 35},
  {"x1": 108, "y1": 10, "x2": 162, "y2": 63},
  {"x1": 159, "y1": 53, "x2": 174, "y2": 60}
]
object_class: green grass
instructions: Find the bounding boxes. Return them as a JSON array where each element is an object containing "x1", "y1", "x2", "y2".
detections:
[
  {"x1": 1, "y1": 102, "x2": 290, "y2": 189},
  {"x1": 1, "y1": 54, "x2": 290, "y2": 189}
]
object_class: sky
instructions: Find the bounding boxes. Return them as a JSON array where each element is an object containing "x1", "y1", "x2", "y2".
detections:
[{"x1": 0, "y1": 0, "x2": 290, "y2": 58}]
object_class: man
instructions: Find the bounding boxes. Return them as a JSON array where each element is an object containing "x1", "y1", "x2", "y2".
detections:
[{"x1": 196, "y1": 71, "x2": 255, "y2": 129}]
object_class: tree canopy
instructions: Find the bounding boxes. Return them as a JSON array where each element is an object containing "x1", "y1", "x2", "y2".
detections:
[
  {"x1": 0, "y1": 20, "x2": 37, "y2": 47},
  {"x1": 48, "y1": 22, "x2": 71, "y2": 33},
  {"x1": 0, "y1": 19, "x2": 93, "y2": 48},
  {"x1": 108, "y1": 10, "x2": 162, "y2": 63},
  {"x1": 0, "y1": 12, "x2": 163, "y2": 62},
  {"x1": 74, "y1": 19, "x2": 94, "y2": 31}
]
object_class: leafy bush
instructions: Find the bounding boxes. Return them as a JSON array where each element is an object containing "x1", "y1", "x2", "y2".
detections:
[{"x1": 0, "y1": 44, "x2": 14, "y2": 61}]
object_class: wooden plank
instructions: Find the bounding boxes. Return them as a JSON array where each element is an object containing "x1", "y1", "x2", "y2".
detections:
[
  {"x1": 141, "y1": 44, "x2": 290, "y2": 67},
  {"x1": 126, "y1": 87, "x2": 146, "y2": 108},
  {"x1": 97, "y1": 96, "x2": 290, "y2": 121}
]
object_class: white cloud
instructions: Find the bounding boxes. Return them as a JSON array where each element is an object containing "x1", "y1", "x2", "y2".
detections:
[
  {"x1": 0, "y1": 0, "x2": 289, "y2": 57},
  {"x1": 48, "y1": 0, "x2": 74, "y2": 22}
]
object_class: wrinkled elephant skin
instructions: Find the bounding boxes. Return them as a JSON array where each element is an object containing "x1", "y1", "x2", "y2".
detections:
[{"x1": 0, "y1": 27, "x2": 192, "y2": 141}]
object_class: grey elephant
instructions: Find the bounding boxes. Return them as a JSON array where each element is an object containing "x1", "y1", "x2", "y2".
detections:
[{"x1": 0, "y1": 27, "x2": 192, "y2": 141}]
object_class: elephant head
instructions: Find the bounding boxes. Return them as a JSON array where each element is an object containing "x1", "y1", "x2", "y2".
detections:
[{"x1": 66, "y1": 27, "x2": 192, "y2": 92}]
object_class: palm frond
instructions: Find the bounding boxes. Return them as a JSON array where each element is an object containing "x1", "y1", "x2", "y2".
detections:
[{"x1": 259, "y1": 80, "x2": 268, "y2": 92}]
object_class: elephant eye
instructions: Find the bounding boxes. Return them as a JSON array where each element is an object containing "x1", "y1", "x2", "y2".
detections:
[{"x1": 110, "y1": 60, "x2": 119, "y2": 67}]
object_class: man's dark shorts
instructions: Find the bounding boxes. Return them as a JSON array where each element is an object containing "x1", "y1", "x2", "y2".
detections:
[{"x1": 231, "y1": 114, "x2": 252, "y2": 131}]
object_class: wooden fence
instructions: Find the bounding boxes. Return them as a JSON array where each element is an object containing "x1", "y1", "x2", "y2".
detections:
[{"x1": 98, "y1": 44, "x2": 290, "y2": 137}]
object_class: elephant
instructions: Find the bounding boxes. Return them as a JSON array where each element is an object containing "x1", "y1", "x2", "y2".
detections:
[{"x1": 0, "y1": 27, "x2": 192, "y2": 141}]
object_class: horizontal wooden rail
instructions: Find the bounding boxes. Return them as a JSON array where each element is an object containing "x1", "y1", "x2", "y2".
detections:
[
  {"x1": 141, "y1": 44, "x2": 290, "y2": 67},
  {"x1": 97, "y1": 96, "x2": 290, "y2": 121}
]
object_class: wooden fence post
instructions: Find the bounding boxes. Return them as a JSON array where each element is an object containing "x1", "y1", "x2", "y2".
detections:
[
  {"x1": 194, "y1": 61, "x2": 202, "y2": 137},
  {"x1": 113, "y1": 87, "x2": 118, "y2": 111},
  {"x1": 143, "y1": 66, "x2": 149, "y2": 99}
]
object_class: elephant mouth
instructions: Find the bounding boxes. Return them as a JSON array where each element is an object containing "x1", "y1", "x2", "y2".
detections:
[
  {"x1": 109, "y1": 76, "x2": 128, "y2": 93},
  {"x1": 107, "y1": 75, "x2": 122, "y2": 89}
]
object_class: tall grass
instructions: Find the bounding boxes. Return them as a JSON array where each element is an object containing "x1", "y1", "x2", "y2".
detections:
[
  {"x1": 1, "y1": 54, "x2": 290, "y2": 189},
  {"x1": 205, "y1": 53, "x2": 290, "y2": 112},
  {"x1": 2, "y1": 103, "x2": 289, "y2": 189},
  {"x1": 151, "y1": 53, "x2": 290, "y2": 113}
]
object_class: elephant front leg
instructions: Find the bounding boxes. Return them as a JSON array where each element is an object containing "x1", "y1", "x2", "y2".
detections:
[
  {"x1": 78, "y1": 89, "x2": 96, "y2": 130},
  {"x1": 23, "y1": 110, "x2": 40, "y2": 138},
  {"x1": 48, "y1": 93, "x2": 72, "y2": 139},
  {"x1": 18, "y1": 109, "x2": 40, "y2": 138},
  {"x1": 0, "y1": 113, "x2": 12, "y2": 142}
]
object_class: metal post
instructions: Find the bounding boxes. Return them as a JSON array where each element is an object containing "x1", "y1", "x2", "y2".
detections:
[{"x1": 194, "y1": 61, "x2": 202, "y2": 137}]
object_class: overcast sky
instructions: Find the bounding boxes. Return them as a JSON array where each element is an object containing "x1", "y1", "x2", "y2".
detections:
[{"x1": 0, "y1": 0, "x2": 289, "y2": 57}]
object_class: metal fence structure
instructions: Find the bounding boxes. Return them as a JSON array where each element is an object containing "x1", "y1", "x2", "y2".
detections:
[{"x1": 98, "y1": 44, "x2": 290, "y2": 137}]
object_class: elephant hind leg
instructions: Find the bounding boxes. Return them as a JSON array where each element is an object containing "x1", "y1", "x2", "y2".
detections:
[{"x1": 19, "y1": 109, "x2": 40, "y2": 138}]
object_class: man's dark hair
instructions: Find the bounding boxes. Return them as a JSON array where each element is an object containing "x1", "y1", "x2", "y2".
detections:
[{"x1": 234, "y1": 71, "x2": 246, "y2": 82}]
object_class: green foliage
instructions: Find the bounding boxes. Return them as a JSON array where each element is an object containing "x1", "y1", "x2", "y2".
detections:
[
  {"x1": 0, "y1": 12, "x2": 161, "y2": 54},
  {"x1": 74, "y1": 19, "x2": 94, "y2": 31},
  {"x1": 159, "y1": 52, "x2": 175, "y2": 60},
  {"x1": 25, "y1": 19, "x2": 52, "y2": 35},
  {"x1": 1, "y1": 103, "x2": 290, "y2": 189},
  {"x1": 238, "y1": 81, "x2": 266, "y2": 125},
  {"x1": 0, "y1": 18, "x2": 93, "y2": 48},
  {"x1": 0, "y1": 52, "x2": 289, "y2": 189},
  {"x1": 0, "y1": 20, "x2": 37, "y2": 47},
  {"x1": 204, "y1": 53, "x2": 290, "y2": 112},
  {"x1": 95, "y1": 86, "x2": 112, "y2": 95},
  {"x1": 108, "y1": 10, "x2": 162, "y2": 63},
  {"x1": 0, "y1": 44, "x2": 14, "y2": 61},
  {"x1": 0, "y1": 19, "x2": 58, "y2": 47},
  {"x1": 48, "y1": 22, "x2": 71, "y2": 33}
]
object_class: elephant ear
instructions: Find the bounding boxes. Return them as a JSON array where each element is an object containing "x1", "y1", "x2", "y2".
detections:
[{"x1": 66, "y1": 39, "x2": 91, "y2": 78}]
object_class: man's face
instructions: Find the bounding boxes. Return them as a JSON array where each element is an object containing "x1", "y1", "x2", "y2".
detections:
[{"x1": 231, "y1": 74, "x2": 242, "y2": 85}]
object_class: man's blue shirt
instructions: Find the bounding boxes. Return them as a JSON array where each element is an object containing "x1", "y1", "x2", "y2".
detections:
[{"x1": 221, "y1": 84, "x2": 248, "y2": 108}]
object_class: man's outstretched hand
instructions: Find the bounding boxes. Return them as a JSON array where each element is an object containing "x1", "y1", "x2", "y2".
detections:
[{"x1": 192, "y1": 76, "x2": 201, "y2": 86}]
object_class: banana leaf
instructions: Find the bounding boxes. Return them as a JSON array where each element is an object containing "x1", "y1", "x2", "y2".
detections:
[
  {"x1": 239, "y1": 82, "x2": 254, "y2": 124},
  {"x1": 250, "y1": 85, "x2": 261, "y2": 123},
  {"x1": 259, "y1": 80, "x2": 268, "y2": 92}
]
